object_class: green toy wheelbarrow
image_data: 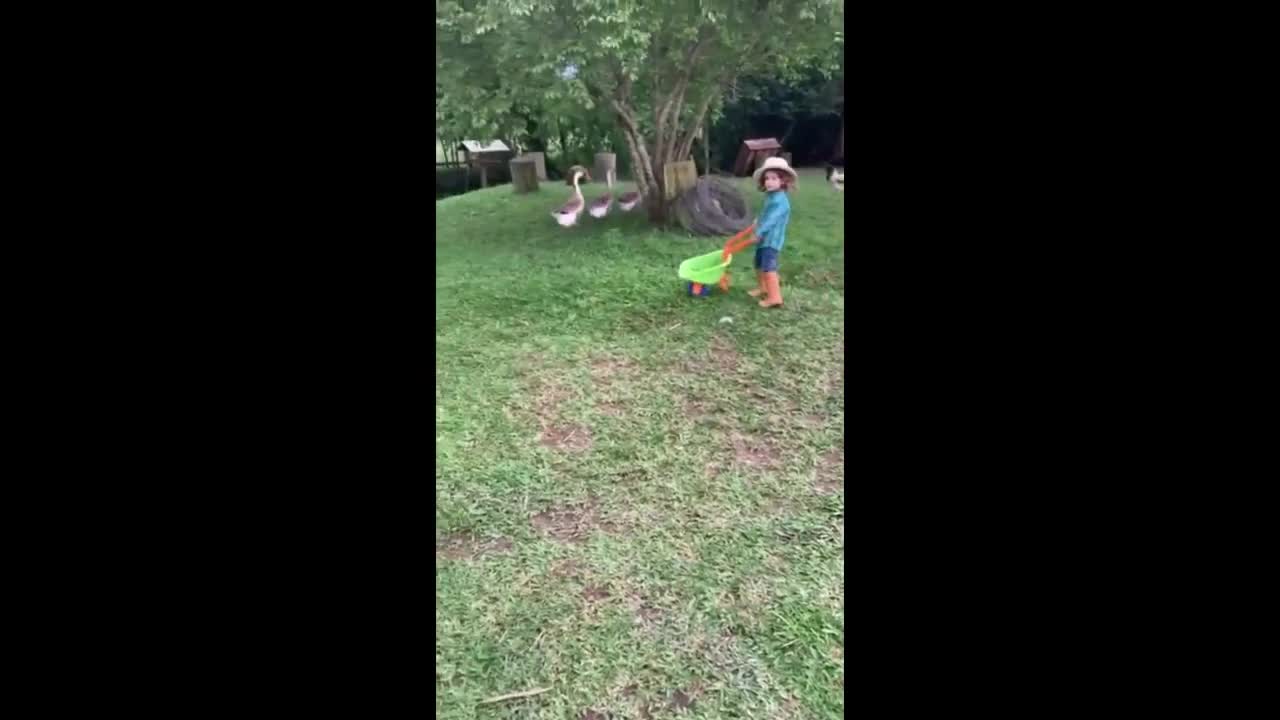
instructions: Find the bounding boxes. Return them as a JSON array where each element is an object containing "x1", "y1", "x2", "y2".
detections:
[{"x1": 678, "y1": 223, "x2": 756, "y2": 297}]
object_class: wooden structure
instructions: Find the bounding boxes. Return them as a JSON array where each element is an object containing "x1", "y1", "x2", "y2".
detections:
[
  {"x1": 516, "y1": 151, "x2": 547, "y2": 181},
  {"x1": 663, "y1": 160, "x2": 699, "y2": 204},
  {"x1": 458, "y1": 140, "x2": 513, "y2": 188},
  {"x1": 593, "y1": 153, "x2": 616, "y2": 185},
  {"x1": 733, "y1": 137, "x2": 782, "y2": 176},
  {"x1": 509, "y1": 157, "x2": 539, "y2": 194}
]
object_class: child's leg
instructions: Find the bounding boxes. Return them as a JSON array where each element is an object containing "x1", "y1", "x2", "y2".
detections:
[
  {"x1": 758, "y1": 248, "x2": 783, "y2": 308},
  {"x1": 748, "y1": 247, "x2": 767, "y2": 297}
]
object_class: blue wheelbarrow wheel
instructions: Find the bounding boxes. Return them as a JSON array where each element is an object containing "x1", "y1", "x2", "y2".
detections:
[{"x1": 686, "y1": 282, "x2": 713, "y2": 297}]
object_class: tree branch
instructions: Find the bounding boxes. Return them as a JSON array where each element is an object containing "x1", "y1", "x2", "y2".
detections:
[
  {"x1": 613, "y1": 98, "x2": 658, "y2": 195},
  {"x1": 653, "y1": 32, "x2": 709, "y2": 166},
  {"x1": 673, "y1": 62, "x2": 737, "y2": 160},
  {"x1": 619, "y1": 124, "x2": 653, "y2": 199}
]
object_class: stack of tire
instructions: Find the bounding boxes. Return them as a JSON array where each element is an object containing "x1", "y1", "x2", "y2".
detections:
[{"x1": 674, "y1": 177, "x2": 752, "y2": 236}]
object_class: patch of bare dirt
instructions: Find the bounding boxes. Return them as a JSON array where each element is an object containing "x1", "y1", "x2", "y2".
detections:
[
  {"x1": 612, "y1": 468, "x2": 647, "y2": 486},
  {"x1": 579, "y1": 711, "x2": 609, "y2": 720},
  {"x1": 703, "y1": 461, "x2": 723, "y2": 479},
  {"x1": 539, "y1": 424, "x2": 593, "y2": 453},
  {"x1": 530, "y1": 500, "x2": 617, "y2": 544},
  {"x1": 625, "y1": 592, "x2": 665, "y2": 627},
  {"x1": 668, "y1": 685, "x2": 701, "y2": 712},
  {"x1": 582, "y1": 585, "x2": 612, "y2": 603},
  {"x1": 596, "y1": 400, "x2": 625, "y2": 417},
  {"x1": 764, "y1": 553, "x2": 789, "y2": 572},
  {"x1": 684, "y1": 399, "x2": 715, "y2": 422},
  {"x1": 551, "y1": 559, "x2": 584, "y2": 579},
  {"x1": 730, "y1": 433, "x2": 781, "y2": 469},
  {"x1": 805, "y1": 269, "x2": 842, "y2": 287},
  {"x1": 435, "y1": 533, "x2": 514, "y2": 561},
  {"x1": 825, "y1": 336, "x2": 845, "y2": 395},
  {"x1": 709, "y1": 334, "x2": 740, "y2": 367},
  {"x1": 762, "y1": 497, "x2": 792, "y2": 516},
  {"x1": 532, "y1": 380, "x2": 572, "y2": 418},
  {"x1": 815, "y1": 448, "x2": 844, "y2": 494},
  {"x1": 589, "y1": 356, "x2": 636, "y2": 384}
]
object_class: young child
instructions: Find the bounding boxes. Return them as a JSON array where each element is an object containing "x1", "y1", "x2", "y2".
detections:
[{"x1": 747, "y1": 157, "x2": 797, "y2": 308}]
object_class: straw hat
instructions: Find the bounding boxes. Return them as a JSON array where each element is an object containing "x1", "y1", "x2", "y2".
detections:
[{"x1": 752, "y1": 156, "x2": 798, "y2": 184}]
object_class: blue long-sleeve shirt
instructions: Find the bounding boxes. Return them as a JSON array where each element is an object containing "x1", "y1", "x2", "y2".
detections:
[{"x1": 755, "y1": 190, "x2": 791, "y2": 251}]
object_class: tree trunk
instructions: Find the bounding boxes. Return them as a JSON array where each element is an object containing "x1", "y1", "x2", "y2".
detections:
[
  {"x1": 703, "y1": 119, "x2": 710, "y2": 176},
  {"x1": 609, "y1": 60, "x2": 730, "y2": 225},
  {"x1": 510, "y1": 158, "x2": 538, "y2": 193}
]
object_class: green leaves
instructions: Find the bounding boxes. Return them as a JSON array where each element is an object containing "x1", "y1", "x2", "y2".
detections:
[{"x1": 437, "y1": 0, "x2": 841, "y2": 163}]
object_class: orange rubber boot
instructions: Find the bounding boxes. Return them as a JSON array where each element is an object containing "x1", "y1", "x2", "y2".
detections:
[
  {"x1": 758, "y1": 272, "x2": 783, "y2": 308},
  {"x1": 747, "y1": 270, "x2": 766, "y2": 298}
]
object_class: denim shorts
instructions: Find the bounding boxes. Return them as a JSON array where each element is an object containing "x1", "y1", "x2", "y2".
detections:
[{"x1": 754, "y1": 246, "x2": 780, "y2": 272}]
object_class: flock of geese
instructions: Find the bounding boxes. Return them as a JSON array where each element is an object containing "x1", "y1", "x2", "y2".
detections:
[
  {"x1": 551, "y1": 166, "x2": 642, "y2": 227},
  {"x1": 553, "y1": 161, "x2": 844, "y2": 227}
]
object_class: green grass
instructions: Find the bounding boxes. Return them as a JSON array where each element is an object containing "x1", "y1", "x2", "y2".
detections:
[{"x1": 437, "y1": 169, "x2": 844, "y2": 719}]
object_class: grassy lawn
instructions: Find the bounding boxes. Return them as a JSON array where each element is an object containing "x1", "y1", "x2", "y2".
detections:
[{"x1": 437, "y1": 169, "x2": 844, "y2": 719}]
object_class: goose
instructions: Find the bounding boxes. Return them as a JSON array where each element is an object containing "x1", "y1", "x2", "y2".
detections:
[
  {"x1": 617, "y1": 183, "x2": 642, "y2": 212},
  {"x1": 588, "y1": 169, "x2": 615, "y2": 218},
  {"x1": 826, "y1": 163, "x2": 845, "y2": 191},
  {"x1": 551, "y1": 169, "x2": 587, "y2": 227}
]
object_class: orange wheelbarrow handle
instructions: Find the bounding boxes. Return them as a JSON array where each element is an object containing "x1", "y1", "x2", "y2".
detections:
[
  {"x1": 718, "y1": 224, "x2": 756, "y2": 293},
  {"x1": 722, "y1": 223, "x2": 757, "y2": 261}
]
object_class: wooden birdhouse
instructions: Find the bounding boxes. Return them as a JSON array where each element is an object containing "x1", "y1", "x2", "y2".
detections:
[
  {"x1": 733, "y1": 137, "x2": 782, "y2": 177},
  {"x1": 457, "y1": 140, "x2": 513, "y2": 188}
]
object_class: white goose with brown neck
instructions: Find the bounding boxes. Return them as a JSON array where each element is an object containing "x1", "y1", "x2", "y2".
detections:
[
  {"x1": 588, "y1": 169, "x2": 614, "y2": 218},
  {"x1": 552, "y1": 170, "x2": 587, "y2": 227},
  {"x1": 617, "y1": 176, "x2": 641, "y2": 211}
]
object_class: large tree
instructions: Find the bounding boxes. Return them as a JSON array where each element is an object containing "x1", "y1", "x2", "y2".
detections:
[{"x1": 437, "y1": 0, "x2": 842, "y2": 223}]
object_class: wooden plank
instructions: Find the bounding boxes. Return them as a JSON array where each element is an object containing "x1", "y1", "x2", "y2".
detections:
[{"x1": 663, "y1": 160, "x2": 698, "y2": 202}]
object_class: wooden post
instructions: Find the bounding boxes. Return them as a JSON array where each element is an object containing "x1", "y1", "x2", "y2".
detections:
[
  {"x1": 520, "y1": 151, "x2": 547, "y2": 180},
  {"x1": 663, "y1": 160, "x2": 698, "y2": 203},
  {"x1": 509, "y1": 157, "x2": 538, "y2": 193},
  {"x1": 594, "y1": 153, "x2": 616, "y2": 187}
]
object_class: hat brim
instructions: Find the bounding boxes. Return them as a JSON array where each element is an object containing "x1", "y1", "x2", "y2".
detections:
[{"x1": 753, "y1": 164, "x2": 797, "y2": 183}]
